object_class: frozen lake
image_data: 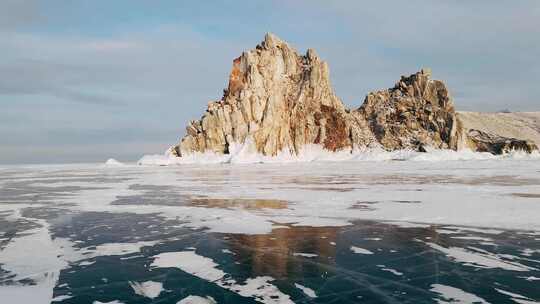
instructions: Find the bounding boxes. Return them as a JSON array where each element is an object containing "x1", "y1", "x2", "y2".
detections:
[{"x1": 0, "y1": 159, "x2": 539, "y2": 303}]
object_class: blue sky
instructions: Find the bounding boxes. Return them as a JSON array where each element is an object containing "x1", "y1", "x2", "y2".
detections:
[{"x1": 1, "y1": 1, "x2": 539, "y2": 164}]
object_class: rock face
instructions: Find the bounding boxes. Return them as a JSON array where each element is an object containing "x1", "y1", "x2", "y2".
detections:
[
  {"x1": 173, "y1": 33, "x2": 376, "y2": 157},
  {"x1": 172, "y1": 33, "x2": 537, "y2": 157},
  {"x1": 457, "y1": 111, "x2": 540, "y2": 148},
  {"x1": 464, "y1": 129, "x2": 537, "y2": 154},
  {"x1": 357, "y1": 68, "x2": 459, "y2": 151}
]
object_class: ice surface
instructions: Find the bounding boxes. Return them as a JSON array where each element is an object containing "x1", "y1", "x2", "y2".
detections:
[
  {"x1": 2, "y1": 156, "x2": 540, "y2": 302},
  {"x1": 0, "y1": 207, "x2": 161, "y2": 304},
  {"x1": 0, "y1": 218, "x2": 66, "y2": 304},
  {"x1": 7, "y1": 157, "x2": 540, "y2": 232}
]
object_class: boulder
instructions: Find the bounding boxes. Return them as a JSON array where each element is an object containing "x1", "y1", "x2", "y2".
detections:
[
  {"x1": 465, "y1": 129, "x2": 538, "y2": 154},
  {"x1": 356, "y1": 69, "x2": 458, "y2": 151}
]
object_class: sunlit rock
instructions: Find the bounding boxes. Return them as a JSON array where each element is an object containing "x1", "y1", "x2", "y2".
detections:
[{"x1": 171, "y1": 33, "x2": 537, "y2": 157}]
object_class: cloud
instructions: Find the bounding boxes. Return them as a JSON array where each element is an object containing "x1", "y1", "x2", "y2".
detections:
[
  {"x1": 0, "y1": 0, "x2": 41, "y2": 30},
  {"x1": 0, "y1": 26, "x2": 247, "y2": 163},
  {"x1": 297, "y1": 1, "x2": 540, "y2": 110},
  {"x1": 0, "y1": 1, "x2": 539, "y2": 164},
  {"x1": 0, "y1": 30, "x2": 242, "y2": 103}
]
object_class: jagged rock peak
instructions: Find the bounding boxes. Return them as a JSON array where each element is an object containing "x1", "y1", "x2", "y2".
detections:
[
  {"x1": 262, "y1": 32, "x2": 284, "y2": 48},
  {"x1": 173, "y1": 33, "x2": 352, "y2": 157}
]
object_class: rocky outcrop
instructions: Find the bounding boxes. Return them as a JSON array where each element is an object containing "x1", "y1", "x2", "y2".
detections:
[
  {"x1": 457, "y1": 112, "x2": 540, "y2": 147},
  {"x1": 357, "y1": 68, "x2": 459, "y2": 151},
  {"x1": 173, "y1": 33, "x2": 376, "y2": 157},
  {"x1": 171, "y1": 33, "x2": 537, "y2": 157},
  {"x1": 464, "y1": 129, "x2": 537, "y2": 154}
]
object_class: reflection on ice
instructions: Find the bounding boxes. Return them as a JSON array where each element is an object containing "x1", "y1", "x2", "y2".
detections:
[{"x1": 190, "y1": 198, "x2": 288, "y2": 210}]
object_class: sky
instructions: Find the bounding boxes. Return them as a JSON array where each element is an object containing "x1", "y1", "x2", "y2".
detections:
[{"x1": 1, "y1": 1, "x2": 539, "y2": 164}]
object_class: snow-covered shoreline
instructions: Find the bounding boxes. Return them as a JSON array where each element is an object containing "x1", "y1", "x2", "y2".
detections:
[{"x1": 137, "y1": 142, "x2": 540, "y2": 166}]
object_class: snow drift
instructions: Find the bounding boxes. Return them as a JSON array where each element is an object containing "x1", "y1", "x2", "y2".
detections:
[{"x1": 138, "y1": 139, "x2": 540, "y2": 166}]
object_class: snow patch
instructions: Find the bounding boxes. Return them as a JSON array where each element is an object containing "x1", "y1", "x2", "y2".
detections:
[
  {"x1": 495, "y1": 288, "x2": 538, "y2": 304},
  {"x1": 92, "y1": 241, "x2": 158, "y2": 257},
  {"x1": 105, "y1": 158, "x2": 124, "y2": 166},
  {"x1": 52, "y1": 295, "x2": 73, "y2": 302},
  {"x1": 451, "y1": 236, "x2": 494, "y2": 242},
  {"x1": 151, "y1": 251, "x2": 225, "y2": 282},
  {"x1": 377, "y1": 265, "x2": 403, "y2": 276},
  {"x1": 177, "y1": 295, "x2": 217, "y2": 304},
  {"x1": 139, "y1": 142, "x2": 540, "y2": 166},
  {"x1": 430, "y1": 284, "x2": 489, "y2": 303},
  {"x1": 129, "y1": 281, "x2": 163, "y2": 299},
  {"x1": 293, "y1": 252, "x2": 318, "y2": 258},
  {"x1": 294, "y1": 283, "x2": 317, "y2": 298},
  {"x1": 365, "y1": 237, "x2": 382, "y2": 241},
  {"x1": 151, "y1": 251, "x2": 293, "y2": 304},
  {"x1": 520, "y1": 276, "x2": 540, "y2": 281},
  {"x1": 79, "y1": 260, "x2": 95, "y2": 266},
  {"x1": 350, "y1": 246, "x2": 374, "y2": 255},
  {"x1": 0, "y1": 219, "x2": 66, "y2": 304},
  {"x1": 425, "y1": 242, "x2": 535, "y2": 272}
]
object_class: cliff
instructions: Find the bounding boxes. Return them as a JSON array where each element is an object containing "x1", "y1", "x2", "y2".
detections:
[
  {"x1": 171, "y1": 33, "x2": 537, "y2": 157},
  {"x1": 173, "y1": 33, "x2": 375, "y2": 157}
]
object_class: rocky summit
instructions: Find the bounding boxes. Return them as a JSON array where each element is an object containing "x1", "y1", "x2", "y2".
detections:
[{"x1": 171, "y1": 33, "x2": 537, "y2": 157}]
